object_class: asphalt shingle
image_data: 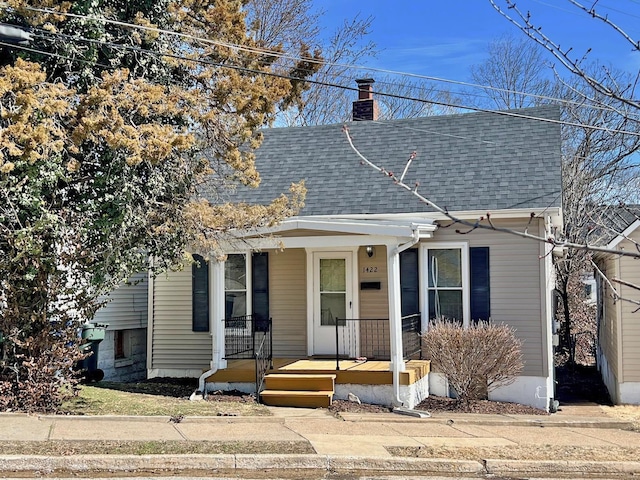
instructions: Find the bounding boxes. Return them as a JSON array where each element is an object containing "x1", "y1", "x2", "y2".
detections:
[{"x1": 226, "y1": 106, "x2": 562, "y2": 215}]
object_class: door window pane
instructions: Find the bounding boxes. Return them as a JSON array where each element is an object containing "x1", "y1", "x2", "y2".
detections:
[
  {"x1": 321, "y1": 293, "x2": 346, "y2": 326},
  {"x1": 320, "y1": 259, "x2": 346, "y2": 291},
  {"x1": 320, "y1": 258, "x2": 346, "y2": 326}
]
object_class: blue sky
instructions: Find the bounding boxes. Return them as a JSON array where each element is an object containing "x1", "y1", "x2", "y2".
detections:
[{"x1": 315, "y1": 1, "x2": 640, "y2": 82}]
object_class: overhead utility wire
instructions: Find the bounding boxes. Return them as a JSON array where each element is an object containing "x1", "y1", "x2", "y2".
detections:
[
  {"x1": 8, "y1": 2, "x2": 640, "y2": 117},
  {"x1": 25, "y1": 29, "x2": 608, "y2": 163},
  {"x1": 7, "y1": 26, "x2": 640, "y2": 138}
]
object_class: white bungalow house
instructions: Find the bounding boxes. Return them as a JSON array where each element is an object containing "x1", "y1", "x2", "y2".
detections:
[{"x1": 146, "y1": 84, "x2": 562, "y2": 411}]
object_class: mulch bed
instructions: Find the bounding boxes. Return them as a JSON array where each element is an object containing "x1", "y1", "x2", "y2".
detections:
[
  {"x1": 414, "y1": 395, "x2": 548, "y2": 415},
  {"x1": 328, "y1": 395, "x2": 547, "y2": 415}
]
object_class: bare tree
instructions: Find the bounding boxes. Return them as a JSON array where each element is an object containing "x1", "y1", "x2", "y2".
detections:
[
  {"x1": 464, "y1": 29, "x2": 640, "y2": 363},
  {"x1": 489, "y1": 1, "x2": 640, "y2": 113},
  {"x1": 469, "y1": 34, "x2": 552, "y2": 109}
]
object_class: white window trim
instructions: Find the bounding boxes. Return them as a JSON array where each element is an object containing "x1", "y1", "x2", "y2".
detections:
[
  {"x1": 420, "y1": 242, "x2": 470, "y2": 328},
  {"x1": 224, "y1": 252, "x2": 252, "y2": 319}
]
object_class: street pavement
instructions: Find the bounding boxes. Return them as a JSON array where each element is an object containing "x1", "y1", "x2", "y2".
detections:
[{"x1": 0, "y1": 403, "x2": 639, "y2": 478}]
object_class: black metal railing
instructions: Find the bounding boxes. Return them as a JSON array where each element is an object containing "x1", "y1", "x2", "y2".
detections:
[
  {"x1": 402, "y1": 313, "x2": 423, "y2": 360},
  {"x1": 334, "y1": 313, "x2": 422, "y2": 369},
  {"x1": 254, "y1": 329, "x2": 272, "y2": 399},
  {"x1": 223, "y1": 315, "x2": 273, "y2": 399},
  {"x1": 223, "y1": 315, "x2": 272, "y2": 360}
]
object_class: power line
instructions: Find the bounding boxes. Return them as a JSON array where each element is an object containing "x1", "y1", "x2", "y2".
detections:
[
  {"x1": 3, "y1": 24, "x2": 640, "y2": 139},
  {"x1": 7, "y1": 2, "x2": 640, "y2": 119}
]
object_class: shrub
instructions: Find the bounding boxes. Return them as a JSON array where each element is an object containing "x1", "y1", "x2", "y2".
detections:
[{"x1": 422, "y1": 319, "x2": 524, "y2": 403}]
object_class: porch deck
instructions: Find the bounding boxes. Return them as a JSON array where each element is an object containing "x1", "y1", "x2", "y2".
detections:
[{"x1": 205, "y1": 358, "x2": 430, "y2": 386}]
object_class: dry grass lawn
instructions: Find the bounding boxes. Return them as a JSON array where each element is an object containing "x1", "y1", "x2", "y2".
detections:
[
  {"x1": 61, "y1": 383, "x2": 270, "y2": 417},
  {"x1": 602, "y1": 404, "x2": 640, "y2": 430}
]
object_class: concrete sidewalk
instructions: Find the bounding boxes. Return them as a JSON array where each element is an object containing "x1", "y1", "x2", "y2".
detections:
[{"x1": 1, "y1": 404, "x2": 639, "y2": 477}]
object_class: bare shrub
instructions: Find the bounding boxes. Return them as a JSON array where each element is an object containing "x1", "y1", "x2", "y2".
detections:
[{"x1": 422, "y1": 319, "x2": 524, "y2": 403}]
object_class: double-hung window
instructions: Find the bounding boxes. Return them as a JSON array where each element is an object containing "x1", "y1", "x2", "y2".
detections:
[
  {"x1": 225, "y1": 253, "x2": 249, "y2": 319},
  {"x1": 422, "y1": 243, "x2": 470, "y2": 326}
]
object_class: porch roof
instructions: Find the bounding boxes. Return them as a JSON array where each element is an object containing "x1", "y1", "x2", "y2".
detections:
[
  {"x1": 260, "y1": 216, "x2": 437, "y2": 237},
  {"x1": 221, "y1": 215, "x2": 438, "y2": 251}
]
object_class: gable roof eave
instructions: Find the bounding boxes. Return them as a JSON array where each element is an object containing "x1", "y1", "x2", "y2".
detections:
[{"x1": 606, "y1": 218, "x2": 640, "y2": 251}]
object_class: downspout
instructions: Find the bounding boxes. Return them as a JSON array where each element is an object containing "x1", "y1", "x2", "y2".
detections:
[
  {"x1": 196, "y1": 259, "x2": 226, "y2": 397},
  {"x1": 388, "y1": 229, "x2": 420, "y2": 406}
]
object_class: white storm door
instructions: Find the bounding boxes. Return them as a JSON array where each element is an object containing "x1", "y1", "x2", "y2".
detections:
[{"x1": 313, "y1": 252, "x2": 353, "y2": 356}]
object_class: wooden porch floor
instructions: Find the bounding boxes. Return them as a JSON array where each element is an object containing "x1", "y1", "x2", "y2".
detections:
[{"x1": 205, "y1": 358, "x2": 430, "y2": 386}]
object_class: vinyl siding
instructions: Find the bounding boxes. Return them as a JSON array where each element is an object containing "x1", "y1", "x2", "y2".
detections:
[
  {"x1": 618, "y1": 229, "x2": 640, "y2": 382},
  {"x1": 598, "y1": 255, "x2": 620, "y2": 383},
  {"x1": 269, "y1": 248, "x2": 307, "y2": 357},
  {"x1": 94, "y1": 272, "x2": 148, "y2": 330},
  {"x1": 358, "y1": 245, "x2": 390, "y2": 358},
  {"x1": 432, "y1": 218, "x2": 547, "y2": 376},
  {"x1": 151, "y1": 268, "x2": 212, "y2": 370}
]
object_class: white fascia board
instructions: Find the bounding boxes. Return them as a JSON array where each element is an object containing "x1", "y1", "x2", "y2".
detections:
[
  {"x1": 428, "y1": 207, "x2": 562, "y2": 222},
  {"x1": 218, "y1": 234, "x2": 429, "y2": 252},
  {"x1": 231, "y1": 217, "x2": 437, "y2": 239},
  {"x1": 607, "y1": 219, "x2": 640, "y2": 250},
  {"x1": 312, "y1": 207, "x2": 562, "y2": 222}
]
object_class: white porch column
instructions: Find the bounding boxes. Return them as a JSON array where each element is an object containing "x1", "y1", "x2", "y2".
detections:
[
  {"x1": 387, "y1": 244, "x2": 405, "y2": 406},
  {"x1": 211, "y1": 259, "x2": 227, "y2": 370}
]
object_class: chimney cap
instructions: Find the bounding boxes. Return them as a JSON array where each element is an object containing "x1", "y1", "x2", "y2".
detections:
[{"x1": 355, "y1": 78, "x2": 375, "y2": 85}]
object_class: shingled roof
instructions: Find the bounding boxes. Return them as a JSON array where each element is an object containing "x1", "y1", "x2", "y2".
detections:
[{"x1": 227, "y1": 105, "x2": 562, "y2": 216}]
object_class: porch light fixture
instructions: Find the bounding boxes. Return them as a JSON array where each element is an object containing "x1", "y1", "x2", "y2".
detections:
[{"x1": 366, "y1": 245, "x2": 375, "y2": 258}]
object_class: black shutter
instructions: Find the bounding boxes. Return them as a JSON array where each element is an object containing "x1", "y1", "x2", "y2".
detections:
[
  {"x1": 470, "y1": 247, "x2": 490, "y2": 323},
  {"x1": 252, "y1": 252, "x2": 270, "y2": 332},
  {"x1": 400, "y1": 248, "x2": 420, "y2": 317},
  {"x1": 192, "y1": 254, "x2": 209, "y2": 332}
]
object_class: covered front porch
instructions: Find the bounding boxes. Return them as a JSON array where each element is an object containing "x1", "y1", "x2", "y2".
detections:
[{"x1": 197, "y1": 215, "x2": 438, "y2": 408}]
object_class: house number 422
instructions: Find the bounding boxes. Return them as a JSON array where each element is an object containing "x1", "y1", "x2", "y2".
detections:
[{"x1": 362, "y1": 266, "x2": 378, "y2": 273}]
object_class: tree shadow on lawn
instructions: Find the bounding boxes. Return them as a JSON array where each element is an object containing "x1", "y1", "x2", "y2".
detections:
[{"x1": 90, "y1": 377, "x2": 198, "y2": 398}]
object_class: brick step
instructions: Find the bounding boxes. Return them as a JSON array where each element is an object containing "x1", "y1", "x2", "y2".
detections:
[
  {"x1": 260, "y1": 389, "x2": 334, "y2": 408},
  {"x1": 264, "y1": 373, "x2": 336, "y2": 392}
]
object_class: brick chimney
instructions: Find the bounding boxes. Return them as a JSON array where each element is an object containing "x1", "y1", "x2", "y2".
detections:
[{"x1": 352, "y1": 78, "x2": 379, "y2": 121}]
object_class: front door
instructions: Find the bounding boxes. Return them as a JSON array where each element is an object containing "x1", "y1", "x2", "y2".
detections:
[{"x1": 313, "y1": 252, "x2": 354, "y2": 356}]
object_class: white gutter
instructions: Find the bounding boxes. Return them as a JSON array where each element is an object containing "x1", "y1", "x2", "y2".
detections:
[{"x1": 387, "y1": 228, "x2": 421, "y2": 406}]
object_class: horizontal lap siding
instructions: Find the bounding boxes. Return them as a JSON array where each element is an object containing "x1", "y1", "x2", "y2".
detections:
[
  {"x1": 94, "y1": 272, "x2": 148, "y2": 330},
  {"x1": 619, "y1": 231, "x2": 640, "y2": 382},
  {"x1": 269, "y1": 249, "x2": 307, "y2": 357},
  {"x1": 358, "y1": 245, "x2": 389, "y2": 319},
  {"x1": 152, "y1": 269, "x2": 211, "y2": 370},
  {"x1": 599, "y1": 256, "x2": 619, "y2": 382},
  {"x1": 433, "y1": 219, "x2": 546, "y2": 376}
]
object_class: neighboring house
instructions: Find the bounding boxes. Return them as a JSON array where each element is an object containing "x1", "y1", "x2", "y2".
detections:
[
  {"x1": 92, "y1": 272, "x2": 148, "y2": 381},
  {"x1": 594, "y1": 207, "x2": 640, "y2": 404},
  {"x1": 147, "y1": 82, "x2": 562, "y2": 410}
]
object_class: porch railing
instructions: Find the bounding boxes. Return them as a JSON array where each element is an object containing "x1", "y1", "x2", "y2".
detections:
[
  {"x1": 223, "y1": 315, "x2": 273, "y2": 397},
  {"x1": 402, "y1": 313, "x2": 423, "y2": 360},
  {"x1": 254, "y1": 327, "x2": 272, "y2": 399},
  {"x1": 334, "y1": 313, "x2": 422, "y2": 370},
  {"x1": 223, "y1": 315, "x2": 272, "y2": 359}
]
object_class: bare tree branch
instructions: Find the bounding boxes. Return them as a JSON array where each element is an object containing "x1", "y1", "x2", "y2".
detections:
[{"x1": 343, "y1": 125, "x2": 640, "y2": 259}]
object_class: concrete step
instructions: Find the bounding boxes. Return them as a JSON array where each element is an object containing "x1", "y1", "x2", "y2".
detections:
[
  {"x1": 264, "y1": 373, "x2": 336, "y2": 391},
  {"x1": 260, "y1": 389, "x2": 334, "y2": 408}
]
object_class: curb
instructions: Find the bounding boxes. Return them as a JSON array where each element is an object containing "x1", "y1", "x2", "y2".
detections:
[
  {"x1": 0, "y1": 454, "x2": 484, "y2": 475},
  {"x1": 2, "y1": 454, "x2": 640, "y2": 476},
  {"x1": 485, "y1": 459, "x2": 640, "y2": 476}
]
